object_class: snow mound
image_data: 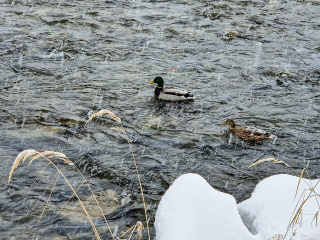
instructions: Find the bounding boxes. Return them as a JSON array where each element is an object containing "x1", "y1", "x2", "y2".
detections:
[
  {"x1": 155, "y1": 173, "x2": 260, "y2": 240},
  {"x1": 238, "y1": 174, "x2": 320, "y2": 239},
  {"x1": 155, "y1": 173, "x2": 320, "y2": 240}
]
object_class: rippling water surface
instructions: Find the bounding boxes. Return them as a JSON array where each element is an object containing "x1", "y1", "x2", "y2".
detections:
[{"x1": 1, "y1": 0, "x2": 320, "y2": 239}]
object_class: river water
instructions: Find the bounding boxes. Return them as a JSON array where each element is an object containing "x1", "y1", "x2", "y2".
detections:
[{"x1": 1, "y1": 0, "x2": 320, "y2": 239}]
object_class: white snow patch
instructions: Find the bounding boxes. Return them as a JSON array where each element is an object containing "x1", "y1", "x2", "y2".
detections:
[
  {"x1": 238, "y1": 174, "x2": 320, "y2": 239},
  {"x1": 155, "y1": 173, "x2": 320, "y2": 240},
  {"x1": 155, "y1": 173, "x2": 261, "y2": 240}
]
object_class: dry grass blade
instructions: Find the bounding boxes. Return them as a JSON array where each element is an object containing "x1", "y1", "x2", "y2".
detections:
[
  {"x1": 117, "y1": 221, "x2": 144, "y2": 240},
  {"x1": 71, "y1": 168, "x2": 116, "y2": 240},
  {"x1": 287, "y1": 194, "x2": 316, "y2": 233},
  {"x1": 285, "y1": 192, "x2": 320, "y2": 238},
  {"x1": 124, "y1": 134, "x2": 151, "y2": 240},
  {"x1": 268, "y1": 234, "x2": 283, "y2": 240},
  {"x1": 29, "y1": 151, "x2": 74, "y2": 166},
  {"x1": 85, "y1": 109, "x2": 151, "y2": 240},
  {"x1": 110, "y1": 127, "x2": 126, "y2": 133},
  {"x1": 37, "y1": 172, "x2": 60, "y2": 225},
  {"x1": 45, "y1": 180, "x2": 86, "y2": 229},
  {"x1": 312, "y1": 211, "x2": 319, "y2": 226},
  {"x1": 304, "y1": 171, "x2": 320, "y2": 210},
  {"x1": 8, "y1": 150, "x2": 104, "y2": 240},
  {"x1": 8, "y1": 149, "x2": 39, "y2": 183},
  {"x1": 117, "y1": 225, "x2": 136, "y2": 239},
  {"x1": 31, "y1": 171, "x2": 60, "y2": 213},
  {"x1": 249, "y1": 158, "x2": 290, "y2": 168},
  {"x1": 286, "y1": 188, "x2": 306, "y2": 232},
  {"x1": 41, "y1": 156, "x2": 102, "y2": 240},
  {"x1": 23, "y1": 162, "x2": 52, "y2": 204},
  {"x1": 295, "y1": 168, "x2": 305, "y2": 198},
  {"x1": 292, "y1": 208, "x2": 302, "y2": 226},
  {"x1": 85, "y1": 109, "x2": 122, "y2": 128}
]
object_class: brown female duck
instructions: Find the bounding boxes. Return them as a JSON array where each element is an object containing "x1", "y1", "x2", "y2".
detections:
[{"x1": 220, "y1": 119, "x2": 275, "y2": 144}]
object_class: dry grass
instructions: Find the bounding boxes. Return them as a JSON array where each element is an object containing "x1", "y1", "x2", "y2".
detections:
[
  {"x1": 85, "y1": 109, "x2": 121, "y2": 128},
  {"x1": 8, "y1": 109, "x2": 150, "y2": 240},
  {"x1": 116, "y1": 221, "x2": 144, "y2": 240},
  {"x1": 268, "y1": 234, "x2": 284, "y2": 240},
  {"x1": 251, "y1": 158, "x2": 320, "y2": 240},
  {"x1": 249, "y1": 157, "x2": 290, "y2": 168},
  {"x1": 85, "y1": 109, "x2": 151, "y2": 240},
  {"x1": 8, "y1": 149, "x2": 114, "y2": 240}
]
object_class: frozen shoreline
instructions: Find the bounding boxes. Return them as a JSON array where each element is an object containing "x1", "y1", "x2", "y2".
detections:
[{"x1": 156, "y1": 173, "x2": 320, "y2": 240}]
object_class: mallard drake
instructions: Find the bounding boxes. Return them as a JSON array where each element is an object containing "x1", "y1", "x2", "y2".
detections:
[
  {"x1": 149, "y1": 77, "x2": 195, "y2": 101},
  {"x1": 220, "y1": 119, "x2": 275, "y2": 144}
]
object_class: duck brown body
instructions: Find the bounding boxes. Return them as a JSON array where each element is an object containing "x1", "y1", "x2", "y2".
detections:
[{"x1": 220, "y1": 119, "x2": 275, "y2": 144}]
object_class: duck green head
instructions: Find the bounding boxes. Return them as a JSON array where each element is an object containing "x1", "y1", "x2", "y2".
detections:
[{"x1": 149, "y1": 77, "x2": 164, "y2": 87}]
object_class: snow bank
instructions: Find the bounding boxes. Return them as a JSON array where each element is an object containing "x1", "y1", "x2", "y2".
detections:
[
  {"x1": 155, "y1": 173, "x2": 320, "y2": 240},
  {"x1": 238, "y1": 174, "x2": 320, "y2": 239},
  {"x1": 155, "y1": 173, "x2": 260, "y2": 240}
]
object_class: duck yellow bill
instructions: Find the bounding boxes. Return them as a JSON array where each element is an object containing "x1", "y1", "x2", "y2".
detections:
[
  {"x1": 148, "y1": 81, "x2": 154, "y2": 84},
  {"x1": 220, "y1": 122, "x2": 227, "y2": 125}
]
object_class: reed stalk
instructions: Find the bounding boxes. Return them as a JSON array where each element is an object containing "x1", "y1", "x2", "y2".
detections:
[{"x1": 85, "y1": 109, "x2": 151, "y2": 240}]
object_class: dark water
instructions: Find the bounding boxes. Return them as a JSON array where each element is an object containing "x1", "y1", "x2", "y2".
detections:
[{"x1": 1, "y1": 0, "x2": 320, "y2": 239}]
